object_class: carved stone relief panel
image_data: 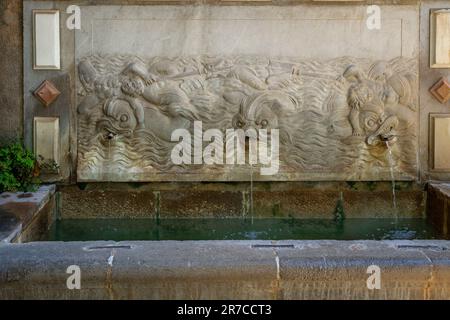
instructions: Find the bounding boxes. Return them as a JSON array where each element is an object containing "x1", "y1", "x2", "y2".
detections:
[{"x1": 76, "y1": 55, "x2": 418, "y2": 181}]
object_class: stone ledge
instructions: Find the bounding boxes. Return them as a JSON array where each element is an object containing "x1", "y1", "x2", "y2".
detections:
[
  {"x1": 427, "y1": 183, "x2": 450, "y2": 238},
  {"x1": 25, "y1": 0, "x2": 419, "y2": 5},
  {"x1": 0, "y1": 185, "x2": 56, "y2": 243},
  {"x1": 0, "y1": 240, "x2": 449, "y2": 299}
]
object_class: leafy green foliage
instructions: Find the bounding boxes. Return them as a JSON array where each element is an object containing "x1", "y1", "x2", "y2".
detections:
[
  {"x1": 0, "y1": 142, "x2": 39, "y2": 193},
  {"x1": 38, "y1": 155, "x2": 60, "y2": 174}
]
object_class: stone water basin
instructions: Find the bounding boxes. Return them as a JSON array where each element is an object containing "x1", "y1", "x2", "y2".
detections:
[{"x1": 1, "y1": 184, "x2": 450, "y2": 299}]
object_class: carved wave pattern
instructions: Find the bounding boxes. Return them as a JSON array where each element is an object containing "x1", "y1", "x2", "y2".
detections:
[{"x1": 77, "y1": 54, "x2": 418, "y2": 180}]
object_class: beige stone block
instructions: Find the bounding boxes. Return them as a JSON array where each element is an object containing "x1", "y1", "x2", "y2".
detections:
[
  {"x1": 429, "y1": 77, "x2": 450, "y2": 103},
  {"x1": 77, "y1": 5, "x2": 417, "y2": 60},
  {"x1": 430, "y1": 114, "x2": 450, "y2": 171},
  {"x1": 32, "y1": 10, "x2": 60, "y2": 70},
  {"x1": 430, "y1": 9, "x2": 450, "y2": 68},
  {"x1": 33, "y1": 117, "x2": 60, "y2": 166}
]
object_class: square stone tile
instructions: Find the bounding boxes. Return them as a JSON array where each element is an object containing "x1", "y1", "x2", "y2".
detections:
[
  {"x1": 430, "y1": 77, "x2": 450, "y2": 104},
  {"x1": 33, "y1": 80, "x2": 61, "y2": 107}
]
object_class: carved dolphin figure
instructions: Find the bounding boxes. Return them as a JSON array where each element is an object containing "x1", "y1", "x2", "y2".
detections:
[
  {"x1": 366, "y1": 115, "x2": 399, "y2": 146},
  {"x1": 96, "y1": 98, "x2": 138, "y2": 139},
  {"x1": 98, "y1": 96, "x2": 191, "y2": 142},
  {"x1": 233, "y1": 91, "x2": 297, "y2": 131}
]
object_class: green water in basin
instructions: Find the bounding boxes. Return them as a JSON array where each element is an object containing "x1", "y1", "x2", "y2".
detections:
[{"x1": 46, "y1": 218, "x2": 443, "y2": 241}]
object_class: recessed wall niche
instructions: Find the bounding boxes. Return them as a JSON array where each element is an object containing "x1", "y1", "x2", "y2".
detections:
[
  {"x1": 33, "y1": 117, "x2": 60, "y2": 167},
  {"x1": 33, "y1": 10, "x2": 60, "y2": 70},
  {"x1": 430, "y1": 114, "x2": 450, "y2": 171},
  {"x1": 430, "y1": 9, "x2": 450, "y2": 68}
]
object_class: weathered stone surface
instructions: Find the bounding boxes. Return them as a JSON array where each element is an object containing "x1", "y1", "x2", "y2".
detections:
[
  {"x1": 419, "y1": 1, "x2": 450, "y2": 182},
  {"x1": 74, "y1": 4, "x2": 419, "y2": 182},
  {"x1": 252, "y1": 188, "x2": 425, "y2": 219},
  {"x1": 252, "y1": 190, "x2": 340, "y2": 218},
  {"x1": 431, "y1": 115, "x2": 450, "y2": 171},
  {"x1": 15, "y1": 197, "x2": 55, "y2": 243},
  {"x1": 160, "y1": 190, "x2": 243, "y2": 218},
  {"x1": 429, "y1": 77, "x2": 450, "y2": 104},
  {"x1": 33, "y1": 117, "x2": 60, "y2": 169},
  {"x1": 276, "y1": 240, "x2": 445, "y2": 299},
  {"x1": 0, "y1": 240, "x2": 449, "y2": 299},
  {"x1": 430, "y1": 9, "x2": 450, "y2": 68},
  {"x1": 110, "y1": 241, "x2": 278, "y2": 299},
  {"x1": 76, "y1": 5, "x2": 418, "y2": 60},
  {"x1": 12, "y1": 1, "x2": 448, "y2": 183},
  {"x1": 22, "y1": 1, "x2": 77, "y2": 183},
  {"x1": 427, "y1": 183, "x2": 450, "y2": 237},
  {"x1": 33, "y1": 80, "x2": 61, "y2": 107},
  {"x1": 343, "y1": 190, "x2": 425, "y2": 218},
  {"x1": 0, "y1": 185, "x2": 56, "y2": 243},
  {"x1": 57, "y1": 182, "x2": 425, "y2": 218},
  {"x1": 59, "y1": 186, "x2": 156, "y2": 219},
  {"x1": 0, "y1": 241, "x2": 115, "y2": 299},
  {"x1": 77, "y1": 55, "x2": 418, "y2": 182},
  {"x1": 0, "y1": 0, "x2": 22, "y2": 144}
]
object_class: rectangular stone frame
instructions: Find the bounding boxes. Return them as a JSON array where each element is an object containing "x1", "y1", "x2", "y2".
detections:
[
  {"x1": 430, "y1": 9, "x2": 450, "y2": 69},
  {"x1": 74, "y1": 4, "x2": 420, "y2": 182},
  {"x1": 33, "y1": 117, "x2": 60, "y2": 166},
  {"x1": 32, "y1": 9, "x2": 61, "y2": 70},
  {"x1": 429, "y1": 113, "x2": 450, "y2": 172}
]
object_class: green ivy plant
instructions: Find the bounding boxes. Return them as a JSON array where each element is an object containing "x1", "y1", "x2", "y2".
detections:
[{"x1": 0, "y1": 142, "x2": 40, "y2": 193}]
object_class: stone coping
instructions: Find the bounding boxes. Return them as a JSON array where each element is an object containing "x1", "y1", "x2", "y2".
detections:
[
  {"x1": 427, "y1": 183, "x2": 450, "y2": 238},
  {"x1": 0, "y1": 240, "x2": 449, "y2": 299},
  {"x1": 23, "y1": 0, "x2": 420, "y2": 5},
  {"x1": 0, "y1": 185, "x2": 56, "y2": 243},
  {"x1": 430, "y1": 182, "x2": 450, "y2": 197}
]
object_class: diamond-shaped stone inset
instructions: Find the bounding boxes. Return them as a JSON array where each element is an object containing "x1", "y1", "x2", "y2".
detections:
[
  {"x1": 429, "y1": 77, "x2": 450, "y2": 104},
  {"x1": 33, "y1": 80, "x2": 61, "y2": 107}
]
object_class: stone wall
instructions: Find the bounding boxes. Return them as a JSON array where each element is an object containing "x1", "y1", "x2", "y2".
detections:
[
  {"x1": 73, "y1": 4, "x2": 419, "y2": 182},
  {"x1": 419, "y1": 1, "x2": 450, "y2": 181},
  {"x1": 0, "y1": 1, "x2": 23, "y2": 145},
  {"x1": 427, "y1": 183, "x2": 450, "y2": 238},
  {"x1": 58, "y1": 181, "x2": 425, "y2": 219},
  {"x1": 0, "y1": 0, "x2": 446, "y2": 184}
]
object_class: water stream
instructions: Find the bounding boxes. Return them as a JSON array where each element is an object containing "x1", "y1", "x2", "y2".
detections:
[
  {"x1": 250, "y1": 164, "x2": 254, "y2": 225},
  {"x1": 385, "y1": 141, "x2": 398, "y2": 221},
  {"x1": 107, "y1": 138, "x2": 113, "y2": 189}
]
